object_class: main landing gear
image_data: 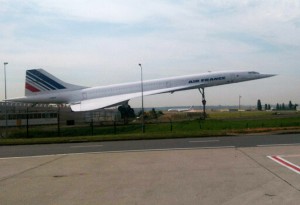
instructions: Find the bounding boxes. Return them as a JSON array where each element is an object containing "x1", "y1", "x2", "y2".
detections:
[{"x1": 198, "y1": 88, "x2": 206, "y2": 120}]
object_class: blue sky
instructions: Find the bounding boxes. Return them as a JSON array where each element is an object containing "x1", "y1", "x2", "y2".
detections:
[{"x1": 1, "y1": 0, "x2": 300, "y2": 107}]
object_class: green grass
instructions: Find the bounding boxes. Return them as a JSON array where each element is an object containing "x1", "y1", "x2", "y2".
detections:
[
  {"x1": 1, "y1": 111, "x2": 300, "y2": 145},
  {"x1": 0, "y1": 130, "x2": 230, "y2": 145}
]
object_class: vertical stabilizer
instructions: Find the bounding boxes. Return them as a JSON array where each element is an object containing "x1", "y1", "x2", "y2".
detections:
[{"x1": 25, "y1": 69, "x2": 86, "y2": 96}]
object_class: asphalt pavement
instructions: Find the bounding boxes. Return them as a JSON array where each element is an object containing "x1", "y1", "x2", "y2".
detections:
[
  {"x1": 1, "y1": 134, "x2": 300, "y2": 205},
  {"x1": 1, "y1": 133, "x2": 300, "y2": 158}
]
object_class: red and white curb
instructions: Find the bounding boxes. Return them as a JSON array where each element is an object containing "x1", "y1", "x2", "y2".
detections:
[{"x1": 268, "y1": 155, "x2": 300, "y2": 174}]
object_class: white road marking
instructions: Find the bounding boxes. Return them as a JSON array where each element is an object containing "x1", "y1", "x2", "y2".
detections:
[
  {"x1": 257, "y1": 143, "x2": 300, "y2": 147},
  {"x1": 70, "y1": 145, "x2": 103, "y2": 148},
  {"x1": 195, "y1": 146, "x2": 235, "y2": 149},
  {"x1": 189, "y1": 140, "x2": 219, "y2": 143},
  {"x1": 268, "y1": 155, "x2": 300, "y2": 174}
]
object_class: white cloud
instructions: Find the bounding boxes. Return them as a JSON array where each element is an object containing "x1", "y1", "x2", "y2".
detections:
[
  {"x1": 30, "y1": 0, "x2": 179, "y2": 23},
  {"x1": 1, "y1": 0, "x2": 300, "y2": 105}
]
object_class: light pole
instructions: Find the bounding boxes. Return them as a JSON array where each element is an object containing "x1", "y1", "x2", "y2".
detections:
[
  {"x1": 4, "y1": 62, "x2": 8, "y2": 137},
  {"x1": 138, "y1": 63, "x2": 145, "y2": 133}
]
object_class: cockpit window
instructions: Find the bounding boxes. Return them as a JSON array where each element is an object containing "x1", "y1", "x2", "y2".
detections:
[{"x1": 248, "y1": 71, "x2": 259, "y2": 74}]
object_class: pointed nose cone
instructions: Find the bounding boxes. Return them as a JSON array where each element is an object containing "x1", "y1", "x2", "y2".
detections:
[{"x1": 259, "y1": 74, "x2": 277, "y2": 79}]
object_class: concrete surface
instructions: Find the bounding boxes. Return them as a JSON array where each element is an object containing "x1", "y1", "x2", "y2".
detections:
[{"x1": 1, "y1": 146, "x2": 300, "y2": 205}]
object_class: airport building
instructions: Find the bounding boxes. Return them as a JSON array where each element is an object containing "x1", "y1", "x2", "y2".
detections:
[{"x1": 0, "y1": 102, "x2": 121, "y2": 127}]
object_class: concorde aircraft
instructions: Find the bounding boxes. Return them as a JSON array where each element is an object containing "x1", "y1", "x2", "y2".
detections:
[{"x1": 7, "y1": 69, "x2": 275, "y2": 112}]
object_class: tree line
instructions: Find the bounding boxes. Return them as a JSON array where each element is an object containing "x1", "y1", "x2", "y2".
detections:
[{"x1": 257, "y1": 100, "x2": 298, "y2": 111}]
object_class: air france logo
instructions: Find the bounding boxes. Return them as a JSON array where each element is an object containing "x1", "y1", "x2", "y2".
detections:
[
  {"x1": 188, "y1": 76, "x2": 226, "y2": 84},
  {"x1": 188, "y1": 79, "x2": 200, "y2": 84},
  {"x1": 201, "y1": 76, "x2": 226, "y2": 82}
]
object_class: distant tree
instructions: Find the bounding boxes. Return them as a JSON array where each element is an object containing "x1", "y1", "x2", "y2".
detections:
[
  {"x1": 118, "y1": 105, "x2": 136, "y2": 123},
  {"x1": 257, "y1": 99, "x2": 262, "y2": 111},
  {"x1": 289, "y1": 101, "x2": 293, "y2": 110},
  {"x1": 274, "y1": 101, "x2": 298, "y2": 110},
  {"x1": 264, "y1": 104, "x2": 268, "y2": 110},
  {"x1": 267, "y1": 104, "x2": 271, "y2": 110},
  {"x1": 150, "y1": 108, "x2": 158, "y2": 119}
]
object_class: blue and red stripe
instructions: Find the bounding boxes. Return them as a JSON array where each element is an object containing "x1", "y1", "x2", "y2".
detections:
[
  {"x1": 25, "y1": 82, "x2": 40, "y2": 92},
  {"x1": 26, "y1": 70, "x2": 66, "y2": 91}
]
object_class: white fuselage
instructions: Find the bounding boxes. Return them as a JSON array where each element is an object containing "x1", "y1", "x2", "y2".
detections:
[{"x1": 14, "y1": 70, "x2": 273, "y2": 106}]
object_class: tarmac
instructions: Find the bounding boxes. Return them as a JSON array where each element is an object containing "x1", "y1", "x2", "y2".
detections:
[{"x1": 1, "y1": 145, "x2": 300, "y2": 205}]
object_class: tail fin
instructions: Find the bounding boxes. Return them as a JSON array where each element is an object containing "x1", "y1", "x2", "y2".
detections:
[{"x1": 25, "y1": 69, "x2": 87, "y2": 96}]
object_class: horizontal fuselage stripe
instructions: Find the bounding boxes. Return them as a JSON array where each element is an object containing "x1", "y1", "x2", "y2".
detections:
[{"x1": 84, "y1": 74, "x2": 229, "y2": 99}]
